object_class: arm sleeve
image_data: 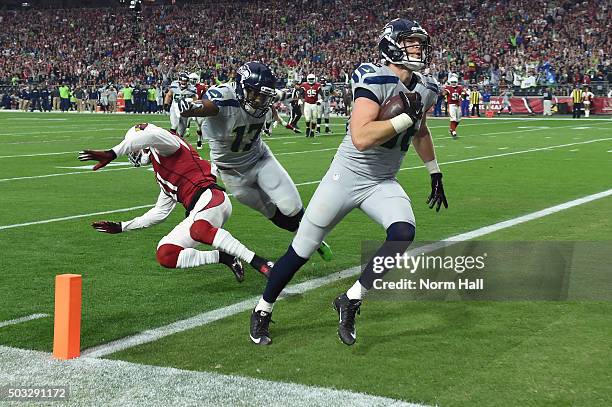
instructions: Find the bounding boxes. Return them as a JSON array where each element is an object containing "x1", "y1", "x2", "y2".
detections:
[
  {"x1": 112, "y1": 124, "x2": 180, "y2": 157},
  {"x1": 121, "y1": 189, "x2": 177, "y2": 231}
]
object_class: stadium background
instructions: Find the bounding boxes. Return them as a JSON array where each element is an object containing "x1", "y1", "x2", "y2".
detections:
[{"x1": 0, "y1": 0, "x2": 610, "y2": 114}]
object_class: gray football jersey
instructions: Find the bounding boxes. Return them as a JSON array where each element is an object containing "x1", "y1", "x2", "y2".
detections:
[
  {"x1": 334, "y1": 63, "x2": 439, "y2": 180},
  {"x1": 169, "y1": 81, "x2": 197, "y2": 105},
  {"x1": 201, "y1": 83, "x2": 269, "y2": 169},
  {"x1": 321, "y1": 83, "x2": 334, "y2": 102}
]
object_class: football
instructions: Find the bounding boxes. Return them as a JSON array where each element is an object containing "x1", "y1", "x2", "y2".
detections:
[{"x1": 377, "y1": 94, "x2": 405, "y2": 120}]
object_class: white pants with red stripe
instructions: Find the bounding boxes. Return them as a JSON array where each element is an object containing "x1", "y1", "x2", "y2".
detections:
[{"x1": 157, "y1": 189, "x2": 231, "y2": 250}]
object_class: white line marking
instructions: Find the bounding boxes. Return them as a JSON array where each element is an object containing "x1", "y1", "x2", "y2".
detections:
[
  {"x1": 0, "y1": 314, "x2": 48, "y2": 328},
  {"x1": 464, "y1": 146, "x2": 476, "y2": 149},
  {"x1": 275, "y1": 148, "x2": 336, "y2": 156},
  {"x1": 0, "y1": 128, "x2": 125, "y2": 137},
  {"x1": 498, "y1": 147, "x2": 509, "y2": 150},
  {"x1": 0, "y1": 166, "x2": 137, "y2": 182},
  {"x1": 82, "y1": 188, "x2": 612, "y2": 357},
  {"x1": 282, "y1": 141, "x2": 297, "y2": 144},
  {"x1": 569, "y1": 149, "x2": 579, "y2": 152},
  {"x1": 0, "y1": 151, "x2": 76, "y2": 159},
  {"x1": 1, "y1": 346, "x2": 422, "y2": 407},
  {"x1": 0, "y1": 205, "x2": 153, "y2": 231},
  {"x1": 2, "y1": 137, "x2": 612, "y2": 229}
]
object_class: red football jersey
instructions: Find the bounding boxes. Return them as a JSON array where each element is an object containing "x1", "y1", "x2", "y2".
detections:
[
  {"x1": 444, "y1": 85, "x2": 464, "y2": 105},
  {"x1": 195, "y1": 83, "x2": 208, "y2": 100},
  {"x1": 149, "y1": 136, "x2": 217, "y2": 210},
  {"x1": 300, "y1": 82, "x2": 321, "y2": 104}
]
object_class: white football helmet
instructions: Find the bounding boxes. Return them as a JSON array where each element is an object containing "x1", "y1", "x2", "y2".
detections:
[
  {"x1": 449, "y1": 74, "x2": 459, "y2": 86},
  {"x1": 306, "y1": 74, "x2": 316, "y2": 85},
  {"x1": 125, "y1": 124, "x2": 151, "y2": 167},
  {"x1": 188, "y1": 72, "x2": 199, "y2": 86}
]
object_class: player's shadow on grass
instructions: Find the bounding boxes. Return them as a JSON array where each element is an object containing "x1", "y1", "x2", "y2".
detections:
[{"x1": 353, "y1": 303, "x2": 476, "y2": 355}]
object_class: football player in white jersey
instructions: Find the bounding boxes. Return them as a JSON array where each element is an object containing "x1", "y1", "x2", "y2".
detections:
[
  {"x1": 317, "y1": 76, "x2": 334, "y2": 133},
  {"x1": 249, "y1": 19, "x2": 448, "y2": 346},
  {"x1": 164, "y1": 72, "x2": 197, "y2": 138},
  {"x1": 179, "y1": 62, "x2": 333, "y2": 261}
]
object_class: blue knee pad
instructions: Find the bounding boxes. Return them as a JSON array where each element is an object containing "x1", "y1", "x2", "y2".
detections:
[{"x1": 386, "y1": 222, "x2": 416, "y2": 242}]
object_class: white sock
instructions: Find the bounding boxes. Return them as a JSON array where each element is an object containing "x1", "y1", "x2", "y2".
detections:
[
  {"x1": 212, "y1": 228, "x2": 255, "y2": 264},
  {"x1": 346, "y1": 280, "x2": 368, "y2": 300},
  {"x1": 176, "y1": 248, "x2": 219, "y2": 268},
  {"x1": 255, "y1": 297, "x2": 274, "y2": 313}
]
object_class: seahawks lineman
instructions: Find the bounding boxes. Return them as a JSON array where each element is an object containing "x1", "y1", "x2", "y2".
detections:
[
  {"x1": 317, "y1": 76, "x2": 334, "y2": 133},
  {"x1": 164, "y1": 72, "x2": 197, "y2": 138},
  {"x1": 250, "y1": 19, "x2": 448, "y2": 346},
  {"x1": 180, "y1": 61, "x2": 332, "y2": 261}
]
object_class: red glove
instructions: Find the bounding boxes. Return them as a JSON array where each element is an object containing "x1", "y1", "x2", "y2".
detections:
[
  {"x1": 91, "y1": 221, "x2": 122, "y2": 234},
  {"x1": 78, "y1": 149, "x2": 117, "y2": 171}
]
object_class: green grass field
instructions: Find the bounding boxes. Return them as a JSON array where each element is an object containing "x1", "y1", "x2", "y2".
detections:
[{"x1": 1, "y1": 111, "x2": 611, "y2": 406}]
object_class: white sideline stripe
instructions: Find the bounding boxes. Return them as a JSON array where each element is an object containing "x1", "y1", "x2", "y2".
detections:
[
  {"x1": 0, "y1": 151, "x2": 76, "y2": 159},
  {"x1": 0, "y1": 314, "x2": 48, "y2": 328},
  {"x1": 0, "y1": 127, "x2": 125, "y2": 137},
  {"x1": 2, "y1": 137, "x2": 612, "y2": 230},
  {"x1": 0, "y1": 166, "x2": 137, "y2": 182},
  {"x1": 0, "y1": 205, "x2": 153, "y2": 231},
  {"x1": 82, "y1": 188, "x2": 612, "y2": 358},
  {"x1": 1, "y1": 346, "x2": 422, "y2": 407}
]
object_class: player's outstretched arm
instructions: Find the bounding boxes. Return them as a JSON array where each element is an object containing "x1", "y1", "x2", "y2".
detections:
[
  {"x1": 78, "y1": 149, "x2": 116, "y2": 171},
  {"x1": 91, "y1": 190, "x2": 176, "y2": 234},
  {"x1": 179, "y1": 99, "x2": 219, "y2": 118}
]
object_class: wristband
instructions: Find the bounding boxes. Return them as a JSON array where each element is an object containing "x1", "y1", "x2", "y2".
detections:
[
  {"x1": 424, "y1": 159, "x2": 441, "y2": 174},
  {"x1": 389, "y1": 113, "x2": 414, "y2": 134}
]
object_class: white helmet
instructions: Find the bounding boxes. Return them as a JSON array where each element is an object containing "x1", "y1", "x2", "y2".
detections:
[
  {"x1": 449, "y1": 74, "x2": 459, "y2": 86},
  {"x1": 125, "y1": 124, "x2": 151, "y2": 167},
  {"x1": 306, "y1": 74, "x2": 316, "y2": 85},
  {"x1": 188, "y1": 72, "x2": 199, "y2": 85}
]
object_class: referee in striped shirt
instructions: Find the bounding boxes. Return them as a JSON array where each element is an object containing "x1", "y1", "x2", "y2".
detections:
[
  {"x1": 470, "y1": 85, "x2": 482, "y2": 117},
  {"x1": 571, "y1": 85, "x2": 584, "y2": 118}
]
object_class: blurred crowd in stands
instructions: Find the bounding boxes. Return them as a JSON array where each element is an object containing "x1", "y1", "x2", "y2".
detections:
[{"x1": 0, "y1": 0, "x2": 610, "y2": 111}]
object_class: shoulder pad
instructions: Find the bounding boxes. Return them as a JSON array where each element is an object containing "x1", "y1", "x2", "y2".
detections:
[
  {"x1": 420, "y1": 73, "x2": 441, "y2": 94},
  {"x1": 205, "y1": 85, "x2": 240, "y2": 108},
  {"x1": 351, "y1": 63, "x2": 398, "y2": 86}
]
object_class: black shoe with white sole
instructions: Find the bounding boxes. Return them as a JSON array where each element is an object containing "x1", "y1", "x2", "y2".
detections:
[
  {"x1": 333, "y1": 293, "x2": 361, "y2": 346},
  {"x1": 250, "y1": 309, "x2": 273, "y2": 345}
]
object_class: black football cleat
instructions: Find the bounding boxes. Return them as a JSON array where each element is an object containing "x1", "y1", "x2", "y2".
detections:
[
  {"x1": 333, "y1": 293, "x2": 361, "y2": 346},
  {"x1": 228, "y1": 257, "x2": 245, "y2": 282},
  {"x1": 218, "y1": 252, "x2": 244, "y2": 282},
  {"x1": 196, "y1": 140, "x2": 203, "y2": 149},
  {"x1": 250, "y1": 255, "x2": 273, "y2": 278},
  {"x1": 250, "y1": 309, "x2": 273, "y2": 345}
]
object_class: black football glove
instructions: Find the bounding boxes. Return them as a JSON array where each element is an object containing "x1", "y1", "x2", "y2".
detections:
[
  {"x1": 427, "y1": 173, "x2": 448, "y2": 212},
  {"x1": 91, "y1": 221, "x2": 122, "y2": 234},
  {"x1": 399, "y1": 91, "x2": 424, "y2": 123}
]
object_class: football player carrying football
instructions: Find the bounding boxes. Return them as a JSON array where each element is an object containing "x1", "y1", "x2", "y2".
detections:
[
  {"x1": 179, "y1": 62, "x2": 332, "y2": 262},
  {"x1": 78, "y1": 123, "x2": 273, "y2": 281},
  {"x1": 249, "y1": 19, "x2": 448, "y2": 346}
]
